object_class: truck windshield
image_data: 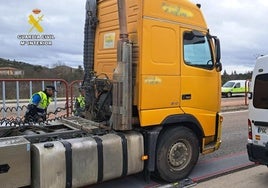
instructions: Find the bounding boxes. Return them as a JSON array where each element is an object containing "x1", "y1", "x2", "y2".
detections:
[
  {"x1": 223, "y1": 82, "x2": 235, "y2": 87},
  {"x1": 253, "y1": 74, "x2": 268, "y2": 109},
  {"x1": 183, "y1": 31, "x2": 213, "y2": 69}
]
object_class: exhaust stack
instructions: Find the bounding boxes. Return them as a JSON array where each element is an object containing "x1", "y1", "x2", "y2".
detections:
[{"x1": 112, "y1": 0, "x2": 132, "y2": 130}]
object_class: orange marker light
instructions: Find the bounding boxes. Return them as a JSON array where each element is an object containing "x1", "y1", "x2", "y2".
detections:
[
  {"x1": 255, "y1": 135, "x2": 260, "y2": 140},
  {"x1": 141, "y1": 155, "x2": 148, "y2": 161}
]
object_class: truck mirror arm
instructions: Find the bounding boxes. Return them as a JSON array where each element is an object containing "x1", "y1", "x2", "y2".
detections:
[{"x1": 215, "y1": 62, "x2": 222, "y2": 72}]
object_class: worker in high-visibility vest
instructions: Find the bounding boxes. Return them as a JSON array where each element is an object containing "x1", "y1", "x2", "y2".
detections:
[
  {"x1": 74, "y1": 87, "x2": 86, "y2": 118},
  {"x1": 24, "y1": 85, "x2": 56, "y2": 123}
]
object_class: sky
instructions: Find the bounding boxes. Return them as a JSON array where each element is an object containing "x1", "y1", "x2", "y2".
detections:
[{"x1": 0, "y1": 0, "x2": 268, "y2": 74}]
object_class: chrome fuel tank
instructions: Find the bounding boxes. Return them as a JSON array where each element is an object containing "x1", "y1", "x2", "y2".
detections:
[
  {"x1": 0, "y1": 136, "x2": 31, "y2": 188},
  {"x1": 31, "y1": 131, "x2": 144, "y2": 188}
]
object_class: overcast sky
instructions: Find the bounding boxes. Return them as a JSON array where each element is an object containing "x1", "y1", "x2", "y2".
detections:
[{"x1": 0, "y1": 0, "x2": 268, "y2": 74}]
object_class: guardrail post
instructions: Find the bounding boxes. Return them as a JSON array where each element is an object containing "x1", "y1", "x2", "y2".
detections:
[{"x1": 2, "y1": 81, "x2": 6, "y2": 118}]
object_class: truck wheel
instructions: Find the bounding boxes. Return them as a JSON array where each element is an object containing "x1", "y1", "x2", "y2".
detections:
[
  {"x1": 156, "y1": 126, "x2": 199, "y2": 182},
  {"x1": 227, "y1": 92, "x2": 232, "y2": 98}
]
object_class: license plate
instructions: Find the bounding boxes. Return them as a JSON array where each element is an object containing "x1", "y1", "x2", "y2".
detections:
[{"x1": 257, "y1": 126, "x2": 268, "y2": 134}]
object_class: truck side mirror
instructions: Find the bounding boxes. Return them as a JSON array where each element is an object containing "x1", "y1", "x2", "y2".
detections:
[
  {"x1": 213, "y1": 36, "x2": 222, "y2": 72},
  {"x1": 214, "y1": 37, "x2": 221, "y2": 62}
]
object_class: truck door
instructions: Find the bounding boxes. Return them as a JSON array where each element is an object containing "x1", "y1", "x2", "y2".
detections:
[{"x1": 180, "y1": 28, "x2": 220, "y2": 134}]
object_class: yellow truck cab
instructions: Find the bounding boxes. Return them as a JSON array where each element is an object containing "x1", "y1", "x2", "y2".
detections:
[{"x1": 88, "y1": 0, "x2": 223, "y2": 182}]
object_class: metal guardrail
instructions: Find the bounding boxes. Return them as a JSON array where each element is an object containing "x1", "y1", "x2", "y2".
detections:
[{"x1": 0, "y1": 79, "x2": 82, "y2": 123}]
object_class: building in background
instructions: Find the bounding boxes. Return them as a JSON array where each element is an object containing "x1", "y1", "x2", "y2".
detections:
[{"x1": 0, "y1": 67, "x2": 24, "y2": 76}]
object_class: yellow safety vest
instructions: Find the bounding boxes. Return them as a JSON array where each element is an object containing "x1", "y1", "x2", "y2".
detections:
[
  {"x1": 76, "y1": 95, "x2": 85, "y2": 108},
  {"x1": 30, "y1": 91, "x2": 51, "y2": 110}
]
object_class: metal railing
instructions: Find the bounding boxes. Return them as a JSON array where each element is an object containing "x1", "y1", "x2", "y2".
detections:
[{"x1": 0, "y1": 78, "x2": 82, "y2": 125}]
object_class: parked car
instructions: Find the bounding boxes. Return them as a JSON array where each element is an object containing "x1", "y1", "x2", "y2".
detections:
[{"x1": 221, "y1": 80, "x2": 247, "y2": 97}]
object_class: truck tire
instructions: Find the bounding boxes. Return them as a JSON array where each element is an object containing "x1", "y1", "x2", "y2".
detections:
[
  {"x1": 227, "y1": 92, "x2": 232, "y2": 98},
  {"x1": 156, "y1": 126, "x2": 199, "y2": 182}
]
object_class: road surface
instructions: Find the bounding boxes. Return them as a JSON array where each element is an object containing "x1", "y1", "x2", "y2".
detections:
[{"x1": 195, "y1": 165, "x2": 268, "y2": 188}]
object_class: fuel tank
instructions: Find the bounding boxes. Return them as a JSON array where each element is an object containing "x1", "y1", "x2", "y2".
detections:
[
  {"x1": 0, "y1": 136, "x2": 31, "y2": 188},
  {"x1": 31, "y1": 131, "x2": 144, "y2": 188}
]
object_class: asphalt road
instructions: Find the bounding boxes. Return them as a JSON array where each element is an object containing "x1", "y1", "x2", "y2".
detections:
[
  {"x1": 195, "y1": 165, "x2": 268, "y2": 188},
  {"x1": 199, "y1": 110, "x2": 248, "y2": 161}
]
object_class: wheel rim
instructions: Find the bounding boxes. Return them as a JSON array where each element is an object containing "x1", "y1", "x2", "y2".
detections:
[{"x1": 168, "y1": 141, "x2": 192, "y2": 171}]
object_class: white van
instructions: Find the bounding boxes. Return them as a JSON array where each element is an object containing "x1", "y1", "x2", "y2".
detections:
[
  {"x1": 247, "y1": 55, "x2": 268, "y2": 166},
  {"x1": 221, "y1": 80, "x2": 247, "y2": 97}
]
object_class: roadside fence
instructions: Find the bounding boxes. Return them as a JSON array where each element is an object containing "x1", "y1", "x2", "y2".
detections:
[{"x1": 0, "y1": 78, "x2": 83, "y2": 126}]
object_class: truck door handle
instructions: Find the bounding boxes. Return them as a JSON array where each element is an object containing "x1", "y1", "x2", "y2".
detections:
[
  {"x1": 0, "y1": 164, "x2": 10, "y2": 174},
  {"x1": 182, "y1": 94, "x2": 191, "y2": 100}
]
